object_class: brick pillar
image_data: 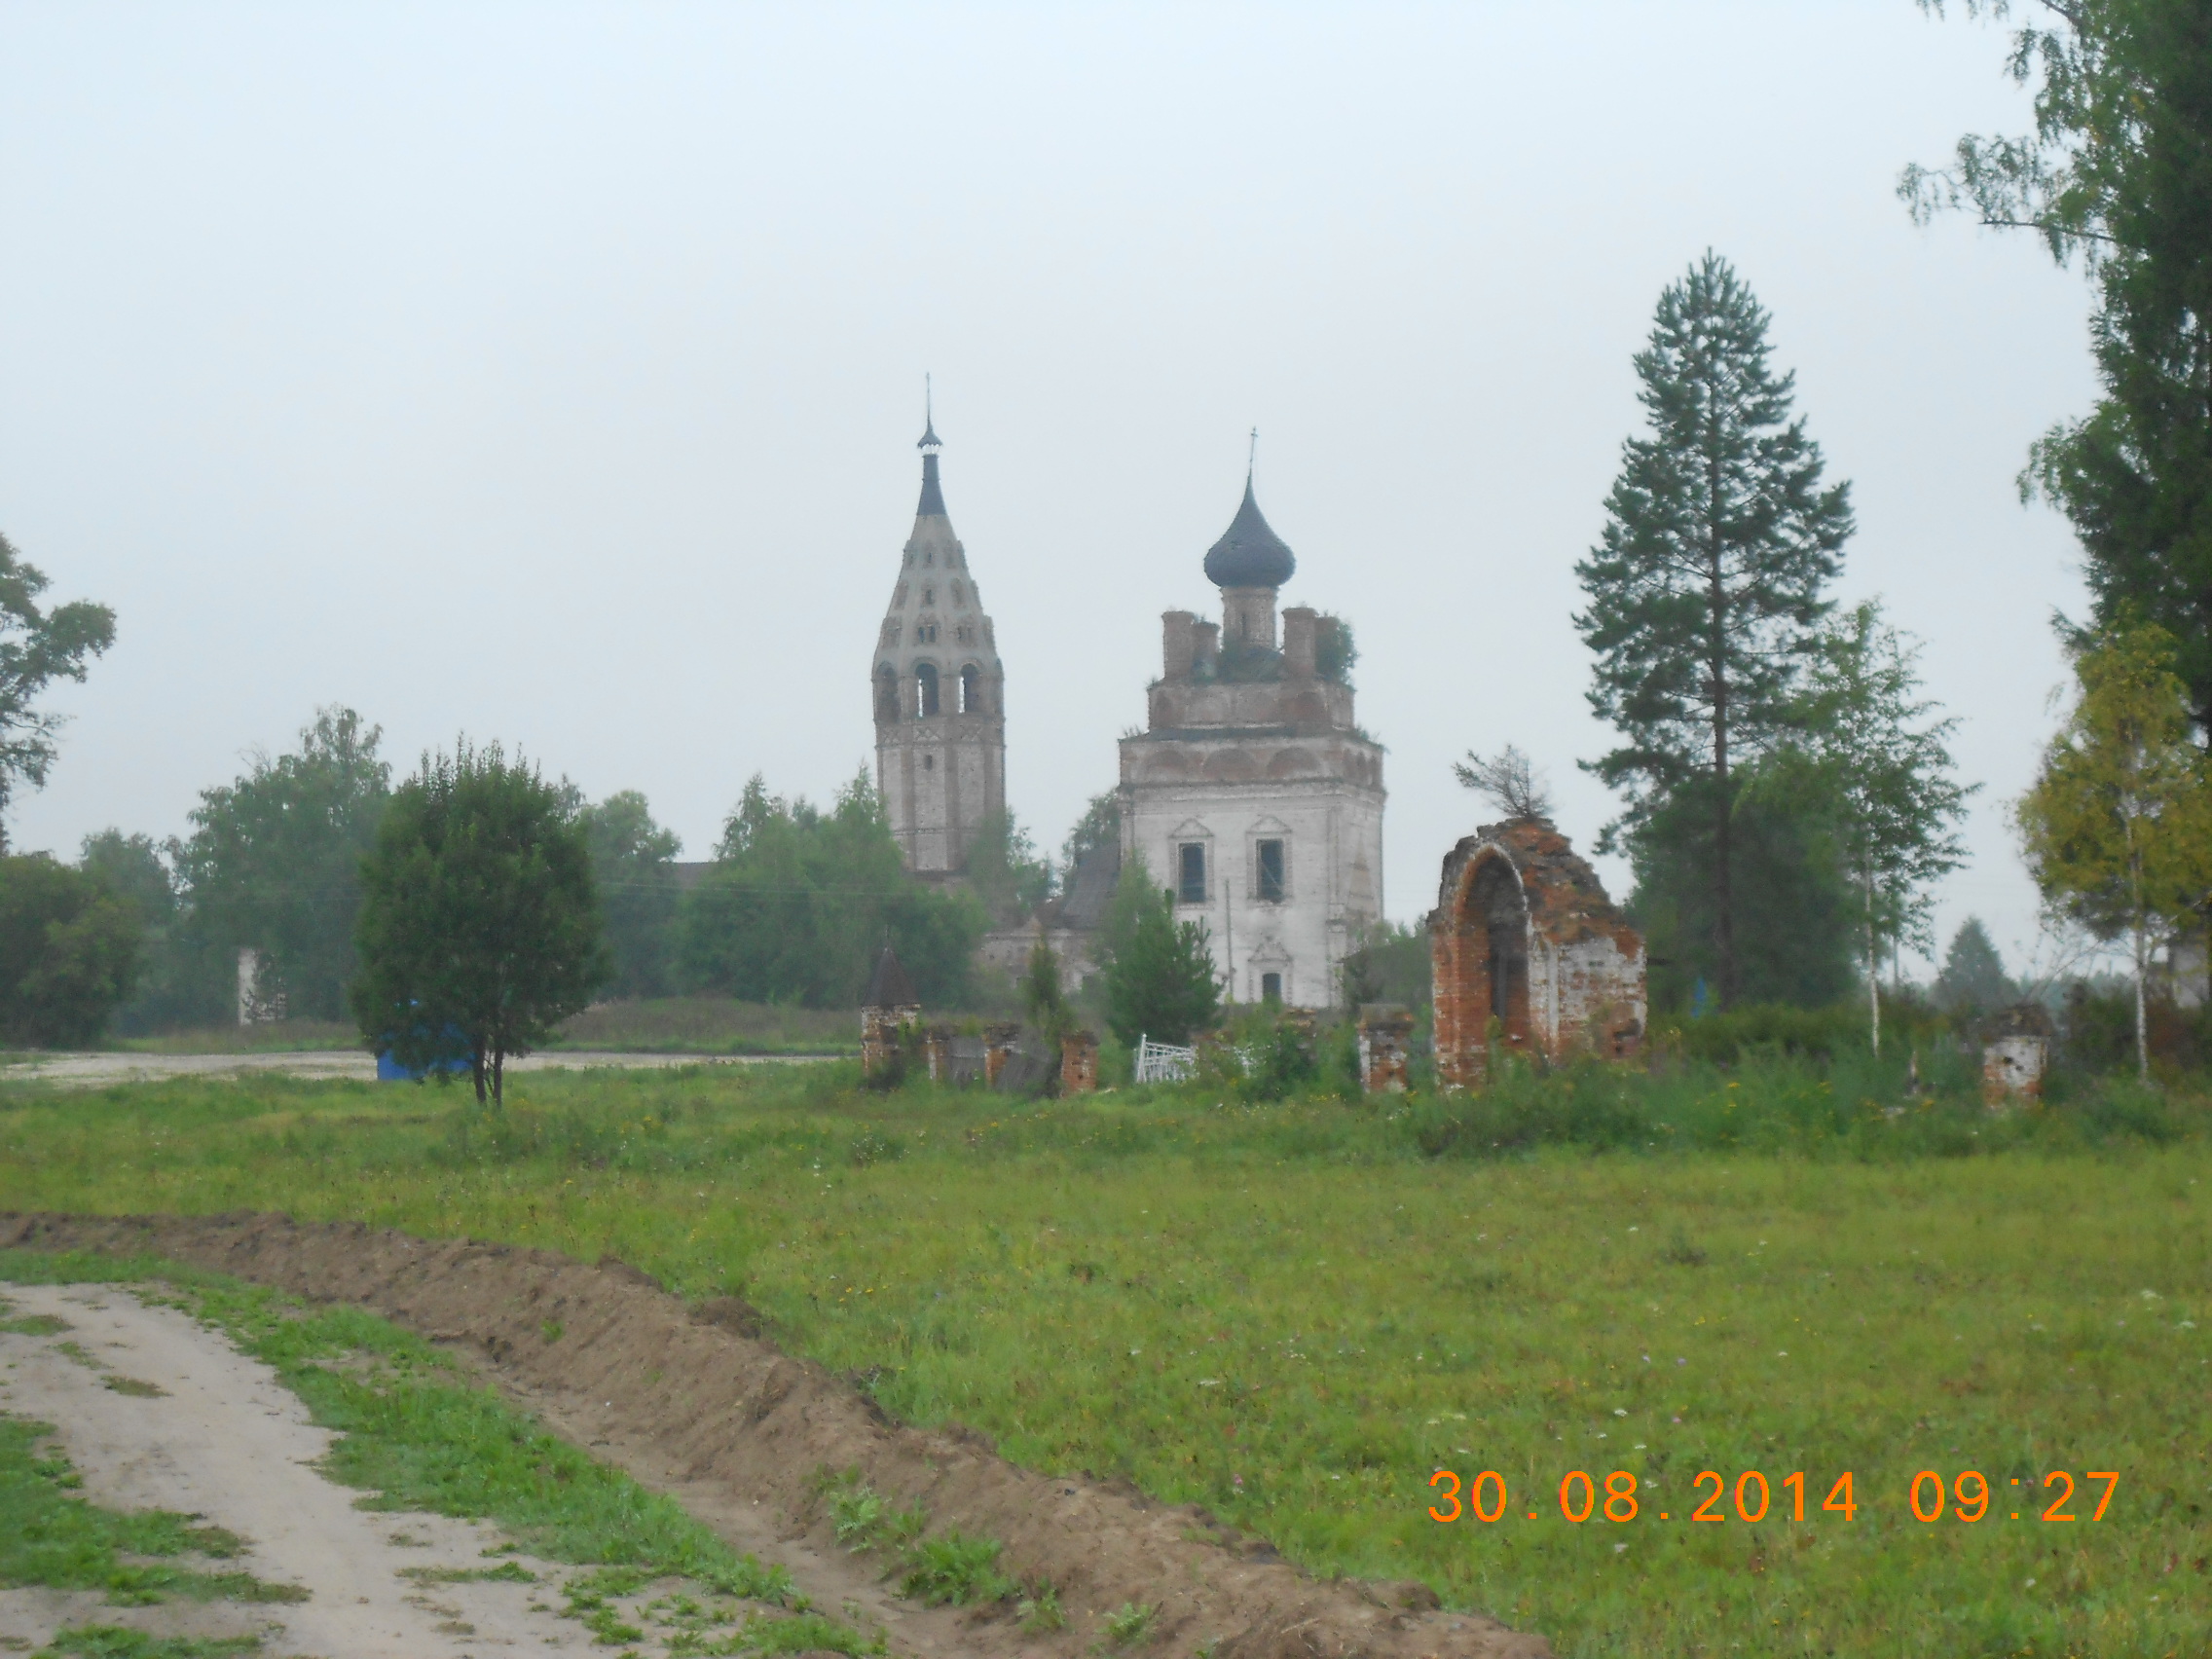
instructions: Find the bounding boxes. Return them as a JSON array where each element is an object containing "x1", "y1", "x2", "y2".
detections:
[
  {"x1": 1059, "y1": 1030, "x2": 1099, "y2": 1094},
  {"x1": 1357, "y1": 1004, "x2": 1415, "y2": 1093},
  {"x1": 982, "y1": 1023, "x2": 1021, "y2": 1088}
]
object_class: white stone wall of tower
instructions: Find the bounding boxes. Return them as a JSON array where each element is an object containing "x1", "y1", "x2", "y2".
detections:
[{"x1": 870, "y1": 452, "x2": 1006, "y2": 876}]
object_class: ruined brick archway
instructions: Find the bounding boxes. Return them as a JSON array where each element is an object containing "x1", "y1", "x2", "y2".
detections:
[
  {"x1": 1439, "y1": 851, "x2": 1532, "y2": 1062},
  {"x1": 1429, "y1": 820, "x2": 1647, "y2": 1089}
]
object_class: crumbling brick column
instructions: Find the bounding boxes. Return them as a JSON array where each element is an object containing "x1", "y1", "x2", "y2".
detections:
[
  {"x1": 982, "y1": 1023, "x2": 1021, "y2": 1088},
  {"x1": 921, "y1": 1026, "x2": 955, "y2": 1084},
  {"x1": 1059, "y1": 1030, "x2": 1099, "y2": 1094},
  {"x1": 1357, "y1": 1004, "x2": 1415, "y2": 1093}
]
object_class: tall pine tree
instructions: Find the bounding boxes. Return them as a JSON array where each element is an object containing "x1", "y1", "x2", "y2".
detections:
[{"x1": 1575, "y1": 253, "x2": 1854, "y2": 1007}]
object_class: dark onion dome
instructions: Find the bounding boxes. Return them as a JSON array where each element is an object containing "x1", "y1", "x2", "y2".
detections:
[{"x1": 1203, "y1": 479, "x2": 1296, "y2": 589}]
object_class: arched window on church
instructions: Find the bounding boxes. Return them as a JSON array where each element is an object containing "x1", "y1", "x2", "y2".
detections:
[
  {"x1": 959, "y1": 665, "x2": 981, "y2": 715},
  {"x1": 874, "y1": 664, "x2": 898, "y2": 721},
  {"x1": 916, "y1": 663, "x2": 940, "y2": 718}
]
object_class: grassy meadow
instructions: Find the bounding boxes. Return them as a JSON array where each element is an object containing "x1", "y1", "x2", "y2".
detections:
[{"x1": 0, "y1": 1056, "x2": 2206, "y2": 1658}]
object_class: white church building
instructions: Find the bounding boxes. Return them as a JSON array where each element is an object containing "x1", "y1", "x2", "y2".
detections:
[{"x1": 1117, "y1": 475, "x2": 1384, "y2": 1008}]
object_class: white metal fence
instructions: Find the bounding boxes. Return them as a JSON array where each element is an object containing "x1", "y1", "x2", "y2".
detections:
[{"x1": 1133, "y1": 1034, "x2": 1197, "y2": 1083}]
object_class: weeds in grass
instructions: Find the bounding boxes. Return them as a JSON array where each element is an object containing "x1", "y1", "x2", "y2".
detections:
[
  {"x1": 895, "y1": 1530, "x2": 1016, "y2": 1606},
  {"x1": 820, "y1": 1475, "x2": 925, "y2": 1556},
  {"x1": 0, "y1": 1311, "x2": 70, "y2": 1336},
  {"x1": 101, "y1": 1376, "x2": 166, "y2": 1397},
  {"x1": 400, "y1": 1562, "x2": 537, "y2": 1585},
  {"x1": 0, "y1": 1417, "x2": 295, "y2": 1608},
  {"x1": 737, "y1": 1611, "x2": 883, "y2": 1655},
  {"x1": 1100, "y1": 1601, "x2": 1156, "y2": 1647},
  {"x1": 35, "y1": 1630, "x2": 262, "y2": 1658},
  {"x1": 1017, "y1": 1581, "x2": 1065, "y2": 1633}
]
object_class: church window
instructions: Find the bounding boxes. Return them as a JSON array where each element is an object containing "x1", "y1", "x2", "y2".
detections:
[
  {"x1": 916, "y1": 663, "x2": 940, "y2": 718},
  {"x1": 1177, "y1": 842, "x2": 1207, "y2": 905},
  {"x1": 895, "y1": 583, "x2": 908, "y2": 607},
  {"x1": 874, "y1": 664, "x2": 898, "y2": 721},
  {"x1": 1256, "y1": 838, "x2": 1286, "y2": 903},
  {"x1": 951, "y1": 581, "x2": 964, "y2": 604},
  {"x1": 1261, "y1": 972, "x2": 1283, "y2": 1003},
  {"x1": 959, "y1": 664, "x2": 981, "y2": 714},
  {"x1": 925, "y1": 550, "x2": 935, "y2": 566},
  {"x1": 923, "y1": 587, "x2": 936, "y2": 606},
  {"x1": 924, "y1": 754, "x2": 935, "y2": 770}
]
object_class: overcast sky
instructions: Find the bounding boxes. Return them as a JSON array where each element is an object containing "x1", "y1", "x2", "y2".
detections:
[{"x1": 0, "y1": 3, "x2": 2102, "y2": 977}]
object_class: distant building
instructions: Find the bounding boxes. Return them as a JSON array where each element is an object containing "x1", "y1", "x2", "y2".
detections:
[
  {"x1": 870, "y1": 415, "x2": 1007, "y2": 876},
  {"x1": 1116, "y1": 470, "x2": 1384, "y2": 1009}
]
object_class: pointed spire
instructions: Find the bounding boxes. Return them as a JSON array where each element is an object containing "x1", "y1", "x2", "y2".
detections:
[
  {"x1": 917, "y1": 374, "x2": 941, "y2": 453},
  {"x1": 915, "y1": 376, "x2": 947, "y2": 516}
]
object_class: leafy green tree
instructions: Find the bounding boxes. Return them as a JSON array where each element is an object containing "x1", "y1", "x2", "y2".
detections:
[
  {"x1": 1779, "y1": 602, "x2": 1974, "y2": 1052},
  {"x1": 0, "y1": 854, "x2": 141, "y2": 1046},
  {"x1": 679, "y1": 770, "x2": 983, "y2": 1009},
  {"x1": 1575, "y1": 252, "x2": 1854, "y2": 1007},
  {"x1": 1907, "y1": 1, "x2": 2212, "y2": 724},
  {"x1": 79, "y1": 830, "x2": 208, "y2": 1033},
  {"x1": 1101, "y1": 856, "x2": 1220, "y2": 1047},
  {"x1": 1059, "y1": 790, "x2": 1122, "y2": 877},
  {"x1": 577, "y1": 791, "x2": 682, "y2": 999},
  {"x1": 351, "y1": 741, "x2": 608, "y2": 1107},
  {"x1": 1338, "y1": 920, "x2": 1431, "y2": 1011},
  {"x1": 2016, "y1": 618, "x2": 2212, "y2": 1079},
  {"x1": 1019, "y1": 929, "x2": 1074, "y2": 1048},
  {"x1": 1934, "y1": 916, "x2": 2015, "y2": 1016},
  {"x1": 0, "y1": 533, "x2": 116, "y2": 853},
  {"x1": 174, "y1": 707, "x2": 390, "y2": 1020},
  {"x1": 1627, "y1": 773, "x2": 1859, "y2": 1013},
  {"x1": 965, "y1": 810, "x2": 1054, "y2": 927}
]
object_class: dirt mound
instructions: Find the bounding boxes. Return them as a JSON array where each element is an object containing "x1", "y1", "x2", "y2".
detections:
[{"x1": 1, "y1": 1211, "x2": 1550, "y2": 1659}]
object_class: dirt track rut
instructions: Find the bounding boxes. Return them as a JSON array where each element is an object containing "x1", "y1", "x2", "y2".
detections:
[{"x1": 1, "y1": 1210, "x2": 1552, "y2": 1659}]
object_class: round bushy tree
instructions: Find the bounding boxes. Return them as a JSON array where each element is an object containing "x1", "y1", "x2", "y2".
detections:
[
  {"x1": 351, "y1": 741, "x2": 608, "y2": 1106},
  {"x1": 0, "y1": 854, "x2": 140, "y2": 1046}
]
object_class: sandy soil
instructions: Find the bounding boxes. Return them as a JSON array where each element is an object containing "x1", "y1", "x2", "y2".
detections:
[
  {"x1": 0, "y1": 1281, "x2": 666, "y2": 1658},
  {"x1": 0, "y1": 1050, "x2": 815, "y2": 1088},
  {"x1": 3, "y1": 1212, "x2": 1554, "y2": 1659}
]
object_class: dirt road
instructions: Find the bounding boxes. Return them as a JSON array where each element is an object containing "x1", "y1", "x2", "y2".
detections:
[
  {"x1": 0, "y1": 1281, "x2": 635, "y2": 1657},
  {"x1": 0, "y1": 1049, "x2": 826, "y2": 1088}
]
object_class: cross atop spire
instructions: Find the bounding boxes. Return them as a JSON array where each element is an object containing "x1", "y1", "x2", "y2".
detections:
[{"x1": 918, "y1": 374, "x2": 941, "y2": 454}]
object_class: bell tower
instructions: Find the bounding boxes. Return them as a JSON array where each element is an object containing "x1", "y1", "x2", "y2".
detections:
[{"x1": 871, "y1": 407, "x2": 1007, "y2": 874}]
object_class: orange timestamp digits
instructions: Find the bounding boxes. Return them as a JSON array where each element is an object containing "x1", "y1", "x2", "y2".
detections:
[
  {"x1": 1428, "y1": 1468, "x2": 1857, "y2": 1524},
  {"x1": 1907, "y1": 1470, "x2": 2118, "y2": 1524},
  {"x1": 1427, "y1": 1468, "x2": 2117, "y2": 1524}
]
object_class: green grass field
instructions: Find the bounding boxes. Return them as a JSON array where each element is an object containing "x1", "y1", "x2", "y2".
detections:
[
  {"x1": 1, "y1": 1057, "x2": 2206, "y2": 1658},
  {"x1": 89, "y1": 998, "x2": 859, "y2": 1058}
]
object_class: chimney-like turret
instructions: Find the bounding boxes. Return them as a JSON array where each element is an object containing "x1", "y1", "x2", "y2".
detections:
[{"x1": 1282, "y1": 607, "x2": 1318, "y2": 678}]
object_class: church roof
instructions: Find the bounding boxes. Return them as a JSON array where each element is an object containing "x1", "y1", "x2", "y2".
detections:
[
  {"x1": 917, "y1": 451, "x2": 947, "y2": 518},
  {"x1": 864, "y1": 941, "x2": 919, "y2": 1010},
  {"x1": 1203, "y1": 478, "x2": 1296, "y2": 590}
]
